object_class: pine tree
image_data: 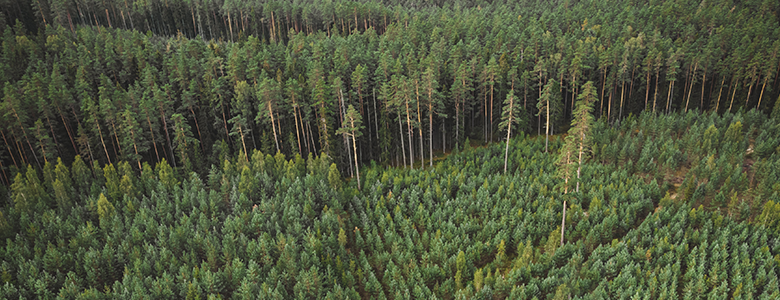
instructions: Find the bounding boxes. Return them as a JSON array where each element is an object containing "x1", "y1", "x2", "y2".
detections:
[
  {"x1": 171, "y1": 113, "x2": 199, "y2": 173},
  {"x1": 118, "y1": 107, "x2": 146, "y2": 170},
  {"x1": 259, "y1": 74, "x2": 284, "y2": 154},
  {"x1": 537, "y1": 79, "x2": 559, "y2": 153},
  {"x1": 96, "y1": 193, "x2": 115, "y2": 226},
  {"x1": 484, "y1": 56, "x2": 501, "y2": 143},
  {"x1": 336, "y1": 105, "x2": 364, "y2": 190},
  {"x1": 571, "y1": 81, "x2": 597, "y2": 192},
  {"x1": 499, "y1": 89, "x2": 523, "y2": 173},
  {"x1": 422, "y1": 66, "x2": 443, "y2": 167},
  {"x1": 230, "y1": 80, "x2": 253, "y2": 161}
]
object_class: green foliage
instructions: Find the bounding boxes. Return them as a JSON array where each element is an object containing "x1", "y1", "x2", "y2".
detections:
[
  {"x1": 96, "y1": 193, "x2": 115, "y2": 223},
  {"x1": 156, "y1": 159, "x2": 177, "y2": 191},
  {"x1": 327, "y1": 163, "x2": 341, "y2": 190},
  {"x1": 2, "y1": 0, "x2": 780, "y2": 297}
]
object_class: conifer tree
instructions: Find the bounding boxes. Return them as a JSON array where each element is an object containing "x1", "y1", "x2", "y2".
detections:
[
  {"x1": 537, "y1": 79, "x2": 559, "y2": 153},
  {"x1": 571, "y1": 81, "x2": 597, "y2": 192},
  {"x1": 171, "y1": 113, "x2": 199, "y2": 172},
  {"x1": 499, "y1": 89, "x2": 522, "y2": 173},
  {"x1": 119, "y1": 107, "x2": 146, "y2": 170},
  {"x1": 336, "y1": 105, "x2": 363, "y2": 190}
]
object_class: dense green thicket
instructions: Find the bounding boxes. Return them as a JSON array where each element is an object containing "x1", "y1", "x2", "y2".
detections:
[
  {"x1": 1, "y1": 0, "x2": 780, "y2": 183},
  {"x1": 1, "y1": 109, "x2": 778, "y2": 299},
  {"x1": 1, "y1": 0, "x2": 780, "y2": 298}
]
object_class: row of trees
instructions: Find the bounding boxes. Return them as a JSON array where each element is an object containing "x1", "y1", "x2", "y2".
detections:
[
  {"x1": 4, "y1": 0, "x2": 780, "y2": 182},
  {"x1": 1, "y1": 108, "x2": 778, "y2": 298}
]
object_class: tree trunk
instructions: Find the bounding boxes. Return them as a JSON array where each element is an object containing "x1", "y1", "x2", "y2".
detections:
[
  {"x1": 504, "y1": 99, "x2": 513, "y2": 173},
  {"x1": 351, "y1": 128, "x2": 360, "y2": 191},
  {"x1": 405, "y1": 97, "x2": 414, "y2": 169},
  {"x1": 619, "y1": 81, "x2": 625, "y2": 120},
  {"x1": 653, "y1": 70, "x2": 659, "y2": 113},
  {"x1": 490, "y1": 81, "x2": 494, "y2": 143},
  {"x1": 442, "y1": 118, "x2": 446, "y2": 154},
  {"x1": 483, "y1": 85, "x2": 487, "y2": 144},
  {"x1": 545, "y1": 97, "x2": 550, "y2": 153},
  {"x1": 607, "y1": 85, "x2": 613, "y2": 121},
  {"x1": 374, "y1": 88, "x2": 379, "y2": 141},
  {"x1": 130, "y1": 129, "x2": 141, "y2": 170},
  {"x1": 416, "y1": 81, "x2": 423, "y2": 167},
  {"x1": 700, "y1": 70, "x2": 707, "y2": 110},
  {"x1": 560, "y1": 201, "x2": 566, "y2": 246},
  {"x1": 455, "y1": 95, "x2": 460, "y2": 151},
  {"x1": 159, "y1": 108, "x2": 176, "y2": 167},
  {"x1": 293, "y1": 104, "x2": 302, "y2": 154},
  {"x1": 188, "y1": 106, "x2": 205, "y2": 154},
  {"x1": 96, "y1": 119, "x2": 111, "y2": 165},
  {"x1": 666, "y1": 80, "x2": 673, "y2": 113},
  {"x1": 1, "y1": 130, "x2": 18, "y2": 168},
  {"x1": 227, "y1": 11, "x2": 234, "y2": 41},
  {"x1": 757, "y1": 76, "x2": 768, "y2": 109},
  {"x1": 645, "y1": 72, "x2": 651, "y2": 110},
  {"x1": 144, "y1": 113, "x2": 161, "y2": 163},
  {"x1": 105, "y1": 8, "x2": 112, "y2": 27},
  {"x1": 269, "y1": 101, "x2": 280, "y2": 152},
  {"x1": 716, "y1": 76, "x2": 725, "y2": 112},
  {"x1": 685, "y1": 63, "x2": 698, "y2": 112},
  {"x1": 576, "y1": 141, "x2": 583, "y2": 193},
  {"x1": 191, "y1": 5, "x2": 197, "y2": 36},
  {"x1": 429, "y1": 91, "x2": 434, "y2": 167},
  {"x1": 12, "y1": 132, "x2": 28, "y2": 165},
  {"x1": 601, "y1": 68, "x2": 606, "y2": 115},
  {"x1": 728, "y1": 79, "x2": 737, "y2": 112},
  {"x1": 238, "y1": 124, "x2": 248, "y2": 161},
  {"x1": 398, "y1": 113, "x2": 406, "y2": 167}
]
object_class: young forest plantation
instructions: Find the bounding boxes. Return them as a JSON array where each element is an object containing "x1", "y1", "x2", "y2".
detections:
[{"x1": 1, "y1": 0, "x2": 780, "y2": 298}]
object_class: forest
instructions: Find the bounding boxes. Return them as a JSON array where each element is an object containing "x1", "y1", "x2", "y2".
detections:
[{"x1": 1, "y1": 0, "x2": 780, "y2": 298}]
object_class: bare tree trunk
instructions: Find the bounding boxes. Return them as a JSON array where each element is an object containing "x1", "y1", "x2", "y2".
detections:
[
  {"x1": 269, "y1": 101, "x2": 280, "y2": 152},
  {"x1": 293, "y1": 105, "x2": 302, "y2": 154},
  {"x1": 728, "y1": 79, "x2": 737, "y2": 112},
  {"x1": 504, "y1": 98, "x2": 513, "y2": 173},
  {"x1": 238, "y1": 124, "x2": 248, "y2": 161},
  {"x1": 560, "y1": 201, "x2": 566, "y2": 246},
  {"x1": 227, "y1": 11, "x2": 234, "y2": 41},
  {"x1": 455, "y1": 96, "x2": 460, "y2": 151},
  {"x1": 57, "y1": 109, "x2": 78, "y2": 155},
  {"x1": 374, "y1": 88, "x2": 379, "y2": 141},
  {"x1": 429, "y1": 92, "x2": 434, "y2": 167},
  {"x1": 405, "y1": 97, "x2": 414, "y2": 169},
  {"x1": 653, "y1": 70, "x2": 659, "y2": 113},
  {"x1": 415, "y1": 81, "x2": 423, "y2": 167},
  {"x1": 191, "y1": 5, "x2": 197, "y2": 36},
  {"x1": 700, "y1": 70, "x2": 707, "y2": 110},
  {"x1": 398, "y1": 114, "x2": 406, "y2": 167},
  {"x1": 96, "y1": 120, "x2": 111, "y2": 165},
  {"x1": 745, "y1": 78, "x2": 755, "y2": 107},
  {"x1": 645, "y1": 72, "x2": 651, "y2": 110},
  {"x1": 619, "y1": 81, "x2": 625, "y2": 120},
  {"x1": 757, "y1": 76, "x2": 768, "y2": 109},
  {"x1": 716, "y1": 76, "x2": 726, "y2": 112},
  {"x1": 105, "y1": 8, "x2": 112, "y2": 27},
  {"x1": 1, "y1": 130, "x2": 18, "y2": 168},
  {"x1": 685, "y1": 63, "x2": 698, "y2": 112},
  {"x1": 308, "y1": 121, "x2": 317, "y2": 154},
  {"x1": 351, "y1": 128, "x2": 360, "y2": 191},
  {"x1": 490, "y1": 81, "x2": 494, "y2": 143}
]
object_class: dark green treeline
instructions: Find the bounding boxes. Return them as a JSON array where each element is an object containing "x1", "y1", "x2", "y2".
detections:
[{"x1": 1, "y1": 0, "x2": 780, "y2": 184}]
